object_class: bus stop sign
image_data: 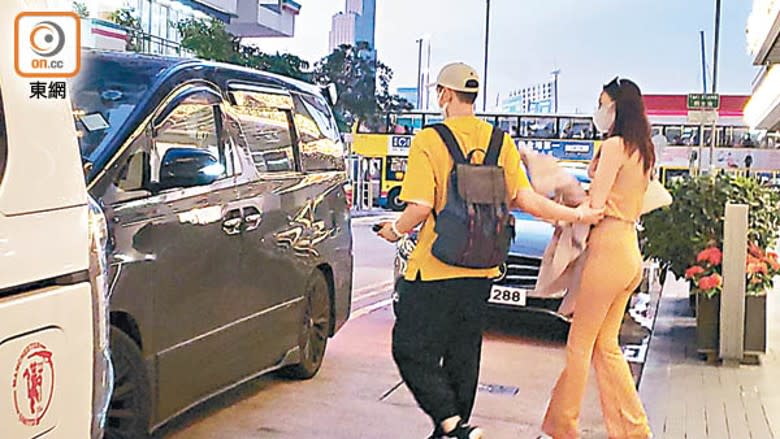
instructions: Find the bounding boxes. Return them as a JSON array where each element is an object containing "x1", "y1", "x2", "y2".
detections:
[{"x1": 687, "y1": 93, "x2": 720, "y2": 110}]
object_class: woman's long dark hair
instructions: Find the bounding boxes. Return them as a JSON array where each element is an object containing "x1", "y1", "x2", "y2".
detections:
[{"x1": 603, "y1": 78, "x2": 655, "y2": 173}]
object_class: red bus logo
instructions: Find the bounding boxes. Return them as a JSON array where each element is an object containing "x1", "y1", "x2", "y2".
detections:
[{"x1": 12, "y1": 342, "x2": 55, "y2": 427}]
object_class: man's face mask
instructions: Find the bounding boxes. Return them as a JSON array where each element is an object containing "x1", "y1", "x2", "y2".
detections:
[{"x1": 437, "y1": 88, "x2": 449, "y2": 118}]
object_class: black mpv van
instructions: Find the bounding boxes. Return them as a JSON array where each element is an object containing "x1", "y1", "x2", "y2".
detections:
[{"x1": 71, "y1": 50, "x2": 353, "y2": 438}]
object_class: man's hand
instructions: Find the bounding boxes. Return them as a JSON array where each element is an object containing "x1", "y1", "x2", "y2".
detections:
[
  {"x1": 575, "y1": 204, "x2": 605, "y2": 225},
  {"x1": 377, "y1": 221, "x2": 402, "y2": 243}
]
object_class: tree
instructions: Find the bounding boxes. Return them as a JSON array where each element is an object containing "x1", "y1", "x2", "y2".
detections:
[
  {"x1": 314, "y1": 42, "x2": 412, "y2": 131},
  {"x1": 107, "y1": 8, "x2": 143, "y2": 52},
  {"x1": 72, "y1": 1, "x2": 89, "y2": 18},
  {"x1": 176, "y1": 18, "x2": 240, "y2": 64},
  {"x1": 176, "y1": 18, "x2": 310, "y2": 81},
  {"x1": 239, "y1": 46, "x2": 311, "y2": 82}
]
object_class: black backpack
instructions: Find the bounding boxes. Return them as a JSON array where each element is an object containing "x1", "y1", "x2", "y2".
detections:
[{"x1": 428, "y1": 124, "x2": 515, "y2": 269}]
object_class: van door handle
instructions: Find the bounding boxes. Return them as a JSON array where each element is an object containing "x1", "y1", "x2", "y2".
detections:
[{"x1": 222, "y1": 217, "x2": 243, "y2": 235}]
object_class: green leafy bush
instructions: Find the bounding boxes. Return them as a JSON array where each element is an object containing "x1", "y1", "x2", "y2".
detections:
[{"x1": 642, "y1": 173, "x2": 780, "y2": 281}]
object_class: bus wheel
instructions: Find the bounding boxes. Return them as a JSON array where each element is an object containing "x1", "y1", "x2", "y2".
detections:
[{"x1": 387, "y1": 188, "x2": 406, "y2": 211}]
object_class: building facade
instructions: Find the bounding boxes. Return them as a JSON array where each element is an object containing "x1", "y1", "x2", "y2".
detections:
[
  {"x1": 329, "y1": 0, "x2": 376, "y2": 58},
  {"x1": 501, "y1": 79, "x2": 556, "y2": 114},
  {"x1": 77, "y1": 0, "x2": 299, "y2": 55},
  {"x1": 745, "y1": 0, "x2": 780, "y2": 131},
  {"x1": 229, "y1": 0, "x2": 301, "y2": 38}
]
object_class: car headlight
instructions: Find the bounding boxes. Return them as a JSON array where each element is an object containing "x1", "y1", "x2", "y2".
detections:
[{"x1": 87, "y1": 196, "x2": 113, "y2": 439}]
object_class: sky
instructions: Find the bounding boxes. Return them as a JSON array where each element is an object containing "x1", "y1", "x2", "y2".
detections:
[{"x1": 252, "y1": 0, "x2": 759, "y2": 114}]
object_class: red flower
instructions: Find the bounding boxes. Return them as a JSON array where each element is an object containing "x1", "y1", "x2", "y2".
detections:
[
  {"x1": 747, "y1": 262, "x2": 769, "y2": 275},
  {"x1": 685, "y1": 266, "x2": 705, "y2": 279},
  {"x1": 708, "y1": 248, "x2": 723, "y2": 266},
  {"x1": 749, "y1": 242, "x2": 765, "y2": 258},
  {"x1": 762, "y1": 251, "x2": 780, "y2": 272},
  {"x1": 697, "y1": 247, "x2": 723, "y2": 266},
  {"x1": 698, "y1": 274, "x2": 722, "y2": 291}
]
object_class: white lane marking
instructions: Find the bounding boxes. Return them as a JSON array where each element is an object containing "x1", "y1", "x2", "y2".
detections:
[
  {"x1": 351, "y1": 213, "x2": 401, "y2": 225},
  {"x1": 353, "y1": 287, "x2": 392, "y2": 303},
  {"x1": 349, "y1": 298, "x2": 393, "y2": 321},
  {"x1": 352, "y1": 281, "x2": 394, "y2": 301}
]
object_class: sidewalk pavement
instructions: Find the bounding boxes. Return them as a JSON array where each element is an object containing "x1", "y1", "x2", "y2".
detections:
[{"x1": 639, "y1": 276, "x2": 780, "y2": 439}]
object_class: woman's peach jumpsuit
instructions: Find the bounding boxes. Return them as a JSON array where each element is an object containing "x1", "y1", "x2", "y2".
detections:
[{"x1": 542, "y1": 154, "x2": 652, "y2": 439}]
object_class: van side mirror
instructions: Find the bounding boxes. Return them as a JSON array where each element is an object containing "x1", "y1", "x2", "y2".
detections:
[
  {"x1": 158, "y1": 148, "x2": 224, "y2": 190},
  {"x1": 322, "y1": 83, "x2": 338, "y2": 106}
]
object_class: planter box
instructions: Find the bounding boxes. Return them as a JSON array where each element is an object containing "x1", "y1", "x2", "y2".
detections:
[
  {"x1": 745, "y1": 294, "x2": 767, "y2": 354},
  {"x1": 696, "y1": 293, "x2": 767, "y2": 361},
  {"x1": 696, "y1": 294, "x2": 720, "y2": 354}
]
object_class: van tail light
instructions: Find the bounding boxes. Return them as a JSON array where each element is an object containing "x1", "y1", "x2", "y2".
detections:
[{"x1": 87, "y1": 196, "x2": 113, "y2": 439}]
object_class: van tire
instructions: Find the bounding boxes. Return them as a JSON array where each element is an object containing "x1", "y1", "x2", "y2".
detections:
[
  {"x1": 387, "y1": 187, "x2": 406, "y2": 211},
  {"x1": 105, "y1": 328, "x2": 150, "y2": 439},
  {"x1": 281, "y1": 273, "x2": 331, "y2": 380}
]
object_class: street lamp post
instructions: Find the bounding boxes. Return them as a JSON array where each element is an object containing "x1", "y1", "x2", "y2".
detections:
[
  {"x1": 483, "y1": 0, "x2": 491, "y2": 111},
  {"x1": 551, "y1": 69, "x2": 561, "y2": 113},
  {"x1": 425, "y1": 38, "x2": 432, "y2": 109},
  {"x1": 416, "y1": 38, "x2": 424, "y2": 110},
  {"x1": 712, "y1": 0, "x2": 721, "y2": 94}
]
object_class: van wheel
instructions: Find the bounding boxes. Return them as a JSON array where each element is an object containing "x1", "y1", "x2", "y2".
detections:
[
  {"x1": 387, "y1": 188, "x2": 406, "y2": 211},
  {"x1": 105, "y1": 328, "x2": 150, "y2": 439},
  {"x1": 281, "y1": 273, "x2": 331, "y2": 379}
]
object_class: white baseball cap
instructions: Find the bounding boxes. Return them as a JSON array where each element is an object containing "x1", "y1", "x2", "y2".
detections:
[{"x1": 432, "y1": 62, "x2": 481, "y2": 93}]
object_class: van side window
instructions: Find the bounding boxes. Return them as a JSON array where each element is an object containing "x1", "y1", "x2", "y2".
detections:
[
  {"x1": 292, "y1": 94, "x2": 344, "y2": 172},
  {"x1": 114, "y1": 91, "x2": 234, "y2": 195},
  {"x1": 0, "y1": 88, "x2": 6, "y2": 187},
  {"x1": 230, "y1": 91, "x2": 296, "y2": 173}
]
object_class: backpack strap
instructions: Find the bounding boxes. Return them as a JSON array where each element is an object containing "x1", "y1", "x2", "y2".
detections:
[
  {"x1": 428, "y1": 124, "x2": 467, "y2": 164},
  {"x1": 484, "y1": 126, "x2": 505, "y2": 166}
]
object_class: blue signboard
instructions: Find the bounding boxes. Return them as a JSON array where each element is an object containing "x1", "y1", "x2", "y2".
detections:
[
  {"x1": 388, "y1": 135, "x2": 413, "y2": 155},
  {"x1": 516, "y1": 139, "x2": 595, "y2": 162}
]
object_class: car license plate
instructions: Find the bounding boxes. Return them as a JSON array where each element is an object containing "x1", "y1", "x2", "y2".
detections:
[{"x1": 489, "y1": 286, "x2": 527, "y2": 307}]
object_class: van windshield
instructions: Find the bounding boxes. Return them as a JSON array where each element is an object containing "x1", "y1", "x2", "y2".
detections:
[{"x1": 70, "y1": 54, "x2": 170, "y2": 162}]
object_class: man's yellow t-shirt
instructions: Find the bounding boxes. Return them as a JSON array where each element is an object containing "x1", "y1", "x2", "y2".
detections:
[{"x1": 399, "y1": 116, "x2": 532, "y2": 281}]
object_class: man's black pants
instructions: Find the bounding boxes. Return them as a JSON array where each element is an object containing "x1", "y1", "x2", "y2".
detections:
[{"x1": 391, "y1": 276, "x2": 491, "y2": 426}]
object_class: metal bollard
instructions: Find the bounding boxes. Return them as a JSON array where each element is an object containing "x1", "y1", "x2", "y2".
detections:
[{"x1": 720, "y1": 203, "x2": 748, "y2": 366}]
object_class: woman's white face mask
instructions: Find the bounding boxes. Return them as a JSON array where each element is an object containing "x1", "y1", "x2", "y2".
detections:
[{"x1": 593, "y1": 102, "x2": 615, "y2": 133}]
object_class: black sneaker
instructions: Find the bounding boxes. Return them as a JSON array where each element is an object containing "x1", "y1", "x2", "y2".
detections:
[{"x1": 442, "y1": 421, "x2": 484, "y2": 439}]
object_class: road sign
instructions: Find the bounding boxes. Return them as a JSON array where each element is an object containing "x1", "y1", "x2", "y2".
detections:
[
  {"x1": 687, "y1": 93, "x2": 720, "y2": 110},
  {"x1": 687, "y1": 110, "x2": 718, "y2": 124}
]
